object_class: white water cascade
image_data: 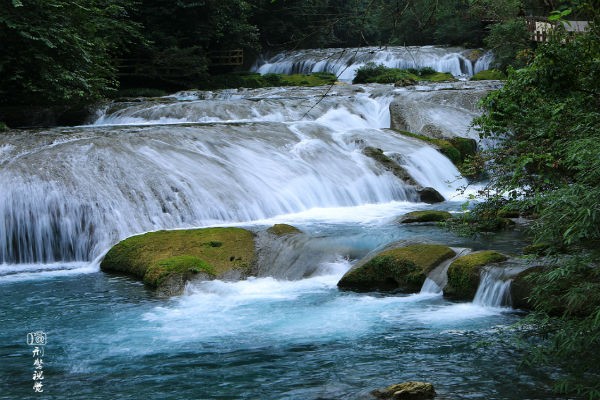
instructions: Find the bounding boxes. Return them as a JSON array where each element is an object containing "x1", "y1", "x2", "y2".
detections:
[
  {"x1": 473, "y1": 267, "x2": 513, "y2": 307},
  {"x1": 253, "y1": 46, "x2": 494, "y2": 81},
  {"x1": 0, "y1": 81, "x2": 493, "y2": 267}
]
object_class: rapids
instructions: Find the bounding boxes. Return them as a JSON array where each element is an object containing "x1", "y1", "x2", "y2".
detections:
[{"x1": 0, "y1": 69, "x2": 558, "y2": 399}]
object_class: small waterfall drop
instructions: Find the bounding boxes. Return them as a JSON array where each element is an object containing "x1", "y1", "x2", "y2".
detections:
[
  {"x1": 473, "y1": 267, "x2": 512, "y2": 307},
  {"x1": 253, "y1": 46, "x2": 494, "y2": 81}
]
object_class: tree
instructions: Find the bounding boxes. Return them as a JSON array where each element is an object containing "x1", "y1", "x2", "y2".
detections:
[
  {"x1": 472, "y1": 4, "x2": 600, "y2": 397},
  {"x1": 0, "y1": 0, "x2": 140, "y2": 105}
]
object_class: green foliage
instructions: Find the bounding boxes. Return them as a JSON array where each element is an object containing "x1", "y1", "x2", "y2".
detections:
[
  {"x1": 484, "y1": 19, "x2": 532, "y2": 71},
  {"x1": 471, "y1": 7, "x2": 600, "y2": 397},
  {"x1": 203, "y1": 72, "x2": 337, "y2": 90},
  {"x1": 471, "y1": 69, "x2": 507, "y2": 80},
  {"x1": 0, "y1": 0, "x2": 141, "y2": 105},
  {"x1": 521, "y1": 256, "x2": 600, "y2": 397},
  {"x1": 353, "y1": 63, "x2": 455, "y2": 84}
]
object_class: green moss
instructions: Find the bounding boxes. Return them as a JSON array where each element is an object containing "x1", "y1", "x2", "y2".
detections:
[
  {"x1": 100, "y1": 227, "x2": 256, "y2": 291},
  {"x1": 337, "y1": 244, "x2": 456, "y2": 292},
  {"x1": 401, "y1": 210, "x2": 452, "y2": 223},
  {"x1": 266, "y1": 223, "x2": 302, "y2": 236},
  {"x1": 144, "y1": 255, "x2": 215, "y2": 287},
  {"x1": 393, "y1": 130, "x2": 477, "y2": 168},
  {"x1": 421, "y1": 72, "x2": 456, "y2": 82},
  {"x1": 363, "y1": 146, "x2": 416, "y2": 184},
  {"x1": 0, "y1": 122, "x2": 8, "y2": 131},
  {"x1": 471, "y1": 69, "x2": 507, "y2": 81},
  {"x1": 444, "y1": 250, "x2": 508, "y2": 300},
  {"x1": 353, "y1": 63, "x2": 455, "y2": 85}
]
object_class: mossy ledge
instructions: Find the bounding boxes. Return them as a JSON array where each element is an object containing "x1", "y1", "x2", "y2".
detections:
[
  {"x1": 266, "y1": 223, "x2": 302, "y2": 236},
  {"x1": 100, "y1": 227, "x2": 256, "y2": 295},
  {"x1": 393, "y1": 130, "x2": 477, "y2": 170},
  {"x1": 337, "y1": 244, "x2": 456, "y2": 292},
  {"x1": 444, "y1": 250, "x2": 508, "y2": 300},
  {"x1": 401, "y1": 210, "x2": 452, "y2": 223}
]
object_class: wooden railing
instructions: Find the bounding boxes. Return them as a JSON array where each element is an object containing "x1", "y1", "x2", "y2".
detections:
[{"x1": 209, "y1": 49, "x2": 243, "y2": 66}]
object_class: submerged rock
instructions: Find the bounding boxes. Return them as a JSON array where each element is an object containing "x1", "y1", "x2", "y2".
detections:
[
  {"x1": 372, "y1": 381, "x2": 436, "y2": 399},
  {"x1": 363, "y1": 146, "x2": 418, "y2": 186},
  {"x1": 266, "y1": 223, "x2": 302, "y2": 236},
  {"x1": 100, "y1": 227, "x2": 256, "y2": 296},
  {"x1": 337, "y1": 244, "x2": 455, "y2": 292},
  {"x1": 444, "y1": 250, "x2": 508, "y2": 300},
  {"x1": 417, "y1": 187, "x2": 445, "y2": 204},
  {"x1": 401, "y1": 210, "x2": 452, "y2": 223}
]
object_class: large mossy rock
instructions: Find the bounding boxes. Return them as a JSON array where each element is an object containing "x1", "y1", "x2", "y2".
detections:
[
  {"x1": 401, "y1": 210, "x2": 452, "y2": 223},
  {"x1": 444, "y1": 250, "x2": 508, "y2": 300},
  {"x1": 100, "y1": 227, "x2": 256, "y2": 295},
  {"x1": 337, "y1": 244, "x2": 456, "y2": 292},
  {"x1": 372, "y1": 381, "x2": 436, "y2": 400}
]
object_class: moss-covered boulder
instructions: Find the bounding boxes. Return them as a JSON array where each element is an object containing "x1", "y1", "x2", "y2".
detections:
[
  {"x1": 100, "y1": 227, "x2": 256, "y2": 295},
  {"x1": 337, "y1": 244, "x2": 456, "y2": 292},
  {"x1": 372, "y1": 381, "x2": 436, "y2": 400},
  {"x1": 444, "y1": 250, "x2": 508, "y2": 300},
  {"x1": 266, "y1": 223, "x2": 302, "y2": 236},
  {"x1": 401, "y1": 210, "x2": 452, "y2": 223}
]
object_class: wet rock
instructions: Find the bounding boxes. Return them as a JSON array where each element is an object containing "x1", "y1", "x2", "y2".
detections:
[
  {"x1": 511, "y1": 266, "x2": 544, "y2": 309},
  {"x1": 100, "y1": 227, "x2": 256, "y2": 296},
  {"x1": 372, "y1": 381, "x2": 436, "y2": 399},
  {"x1": 418, "y1": 187, "x2": 445, "y2": 204},
  {"x1": 400, "y1": 210, "x2": 452, "y2": 223},
  {"x1": 363, "y1": 146, "x2": 418, "y2": 186},
  {"x1": 337, "y1": 244, "x2": 455, "y2": 292},
  {"x1": 444, "y1": 250, "x2": 508, "y2": 300},
  {"x1": 266, "y1": 223, "x2": 302, "y2": 236}
]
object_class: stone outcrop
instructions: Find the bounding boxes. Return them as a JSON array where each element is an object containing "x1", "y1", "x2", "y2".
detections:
[
  {"x1": 100, "y1": 227, "x2": 256, "y2": 296},
  {"x1": 337, "y1": 244, "x2": 456, "y2": 292}
]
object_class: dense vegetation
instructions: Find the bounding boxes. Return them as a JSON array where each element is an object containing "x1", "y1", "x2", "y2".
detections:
[
  {"x1": 463, "y1": 3, "x2": 600, "y2": 397},
  {"x1": 0, "y1": 0, "x2": 559, "y2": 108}
]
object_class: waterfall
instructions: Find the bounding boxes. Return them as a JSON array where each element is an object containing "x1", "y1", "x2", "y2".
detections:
[
  {"x1": 252, "y1": 46, "x2": 494, "y2": 81},
  {"x1": 473, "y1": 267, "x2": 512, "y2": 307},
  {"x1": 420, "y1": 248, "x2": 470, "y2": 294},
  {"x1": 1, "y1": 80, "x2": 492, "y2": 266}
]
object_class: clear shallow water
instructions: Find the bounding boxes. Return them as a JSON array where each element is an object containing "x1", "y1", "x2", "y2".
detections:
[
  {"x1": 0, "y1": 268, "x2": 557, "y2": 400},
  {"x1": 0, "y1": 81, "x2": 553, "y2": 399},
  {"x1": 1, "y1": 212, "x2": 553, "y2": 400}
]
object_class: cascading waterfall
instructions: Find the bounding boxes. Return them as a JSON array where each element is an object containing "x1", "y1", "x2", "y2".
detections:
[
  {"x1": 473, "y1": 267, "x2": 513, "y2": 307},
  {"x1": 252, "y1": 46, "x2": 494, "y2": 81},
  {"x1": 0, "y1": 81, "x2": 490, "y2": 267}
]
